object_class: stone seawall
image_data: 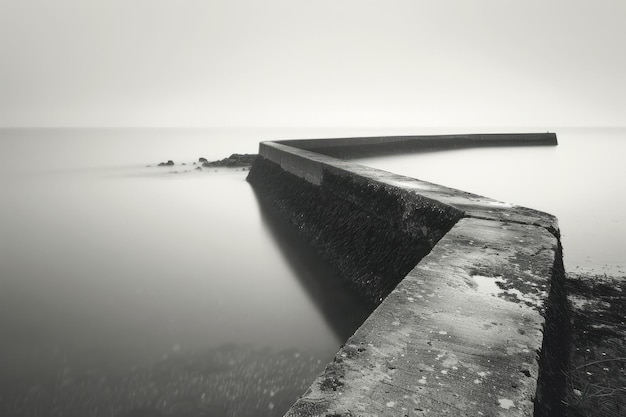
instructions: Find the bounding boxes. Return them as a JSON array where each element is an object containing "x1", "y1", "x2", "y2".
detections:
[
  {"x1": 247, "y1": 134, "x2": 567, "y2": 416},
  {"x1": 247, "y1": 157, "x2": 462, "y2": 307},
  {"x1": 279, "y1": 133, "x2": 557, "y2": 158}
]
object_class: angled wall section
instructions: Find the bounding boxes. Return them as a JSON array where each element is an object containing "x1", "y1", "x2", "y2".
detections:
[{"x1": 247, "y1": 134, "x2": 567, "y2": 417}]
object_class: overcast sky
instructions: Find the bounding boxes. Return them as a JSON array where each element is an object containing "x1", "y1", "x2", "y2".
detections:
[{"x1": 1, "y1": 0, "x2": 624, "y2": 128}]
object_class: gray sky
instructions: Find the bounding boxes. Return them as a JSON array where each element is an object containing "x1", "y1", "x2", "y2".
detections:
[{"x1": 1, "y1": 0, "x2": 624, "y2": 128}]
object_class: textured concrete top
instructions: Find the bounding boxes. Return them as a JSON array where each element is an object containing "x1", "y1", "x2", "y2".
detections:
[{"x1": 250, "y1": 133, "x2": 564, "y2": 416}]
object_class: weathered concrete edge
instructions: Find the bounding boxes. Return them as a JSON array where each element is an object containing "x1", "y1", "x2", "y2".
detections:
[
  {"x1": 259, "y1": 138, "x2": 558, "y2": 231},
  {"x1": 251, "y1": 135, "x2": 565, "y2": 416},
  {"x1": 277, "y1": 133, "x2": 558, "y2": 158}
]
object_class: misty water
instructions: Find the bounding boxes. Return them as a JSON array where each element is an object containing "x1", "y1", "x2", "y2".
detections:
[
  {"x1": 1, "y1": 127, "x2": 623, "y2": 416},
  {"x1": 0, "y1": 128, "x2": 370, "y2": 417}
]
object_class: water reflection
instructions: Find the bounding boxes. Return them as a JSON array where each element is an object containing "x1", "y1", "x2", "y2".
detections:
[
  {"x1": 250, "y1": 187, "x2": 372, "y2": 342},
  {"x1": 0, "y1": 159, "x2": 368, "y2": 417}
]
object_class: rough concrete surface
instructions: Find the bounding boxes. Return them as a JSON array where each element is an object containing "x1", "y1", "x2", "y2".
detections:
[
  {"x1": 246, "y1": 134, "x2": 564, "y2": 416},
  {"x1": 285, "y1": 219, "x2": 559, "y2": 417}
]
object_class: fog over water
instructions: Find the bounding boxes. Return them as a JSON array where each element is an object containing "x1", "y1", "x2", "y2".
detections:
[
  {"x1": 0, "y1": 128, "x2": 372, "y2": 416},
  {"x1": 0, "y1": 127, "x2": 623, "y2": 415}
]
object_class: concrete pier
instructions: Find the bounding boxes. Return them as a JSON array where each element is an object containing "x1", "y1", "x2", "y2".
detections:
[{"x1": 247, "y1": 134, "x2": 566, "y2": 416}]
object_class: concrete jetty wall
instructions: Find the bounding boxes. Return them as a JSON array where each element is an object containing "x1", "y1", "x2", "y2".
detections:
[
  {"x1": 278, "y1": 133, "x2": 557, "y2": 158},
  {"x1": 246, "y1": 134, "x2": 567, "y2": 416}
]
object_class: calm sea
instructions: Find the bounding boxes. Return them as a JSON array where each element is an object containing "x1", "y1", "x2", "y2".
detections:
[
  {"x1": 0, "y1": 128, "x2": 370, "y2": 417},
  {"x1": 0, "y1": 127, "x2": 623, "y2": 416}
]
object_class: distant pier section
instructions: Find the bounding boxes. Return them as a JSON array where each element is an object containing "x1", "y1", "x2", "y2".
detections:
[{"x1": 278, "y1": 132, "x2": 557, "y2": 158}]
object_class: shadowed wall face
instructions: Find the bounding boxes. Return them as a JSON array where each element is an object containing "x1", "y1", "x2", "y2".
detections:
[{"x1": 247, "y1": 156, "x2": 463, "y2": 307}]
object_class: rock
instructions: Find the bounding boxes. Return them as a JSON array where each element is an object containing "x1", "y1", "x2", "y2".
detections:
[
  {"x1": 201, "y1": 154, "x2": 258, "y2": 168},
  {"x1": 151, "y1": 155, "x2": 257, "y2": 170}
]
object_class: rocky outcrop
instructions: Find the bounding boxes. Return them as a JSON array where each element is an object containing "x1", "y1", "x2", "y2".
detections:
[
  {"x1": 201, "y1": 154, "x2": 258, "y2": 168},
  {"x1": 152, "y1": 154, "x2": 258, "y2": 172}
]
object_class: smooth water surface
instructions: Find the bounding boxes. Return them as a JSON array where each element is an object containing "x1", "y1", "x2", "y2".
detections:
[{"x1": 0, "y1": 128, "x2": 370, "y2": 417}]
